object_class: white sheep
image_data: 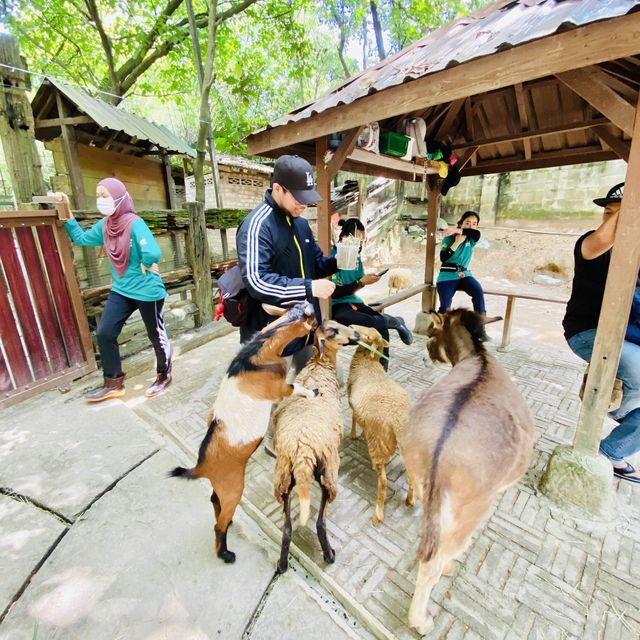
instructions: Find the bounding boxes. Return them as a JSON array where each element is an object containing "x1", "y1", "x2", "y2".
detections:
[
  {"x1": 402, "y1": 309, "x2": 534, "y2": 635},
  {"x1": 272, "y1": 320, "x2": 360, "y2": 573},
  {"x1": 347, "y1": 325, "x2": 413, "y2": 525},
  {"x1": 387, "y1": 267, "x2": 413, "y2": 295}
]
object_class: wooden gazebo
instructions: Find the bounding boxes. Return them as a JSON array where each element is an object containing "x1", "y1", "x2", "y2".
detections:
[{"x1": 247, "y1": 0, "x2": 640, "y2": 515}]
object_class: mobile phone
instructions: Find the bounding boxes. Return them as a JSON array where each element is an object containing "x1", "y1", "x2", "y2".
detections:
[{"x1": 376, "y1": 268, "x2": 389, "y2": 277}]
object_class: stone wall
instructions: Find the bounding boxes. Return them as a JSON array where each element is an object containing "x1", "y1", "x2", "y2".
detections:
[
  {"x1": 440, "y1": 160, "x2": 627, "y2": 224},
  {"x1": 184, "y1": 166, "x2": 271, "y2": 209}
]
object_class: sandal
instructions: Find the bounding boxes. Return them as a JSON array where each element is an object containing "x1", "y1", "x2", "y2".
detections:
[{"x1": 613, "y1": 462, "x2": 640, "y2": 484}]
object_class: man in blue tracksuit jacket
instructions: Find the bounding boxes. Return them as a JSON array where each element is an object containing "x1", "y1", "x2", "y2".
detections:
[{"x1": 236, "y1": 155, "x2": 338, "y2": 356}]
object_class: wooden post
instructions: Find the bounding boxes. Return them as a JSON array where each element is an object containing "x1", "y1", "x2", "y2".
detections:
[
  {"x1": 162, "y1": 155, "x2": 177, "y2": 209},
  {"x1": 498, "y1": 296, "x2": 515, "y2": 352},
  {"x1": 315, "y1": 136, "x2": 332, "y2": 319},
  {"x1": 573, "y1": 97, "x2": 640, "y2": 454},
  {"x1": 0, "y1": 33, "x2": 48, "y2": 207},
  {"x1": 186, "y1": 201, "x2": 213, "y2": 327},
  {"x1": 55, "y1": 90, "x2": 86, "y2": 210},
  {"x1": 422, "y1": 178, "x2": 440, "y2": 311}
]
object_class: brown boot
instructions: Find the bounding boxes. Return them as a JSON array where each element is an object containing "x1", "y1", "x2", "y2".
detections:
[
  {"x1": 84, "y1": 374, "x2": 125, "y2": 403},
  {"x1": 145, "y1": 368, "x2": 172, "y2": 398}
]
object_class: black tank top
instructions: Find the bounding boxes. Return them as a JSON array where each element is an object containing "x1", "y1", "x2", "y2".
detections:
[{"x1": 563, "y1": 231, "x2": 610, "y2": 340}]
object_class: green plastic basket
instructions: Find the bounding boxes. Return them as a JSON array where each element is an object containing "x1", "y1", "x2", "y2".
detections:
[{"x1": 379, "y1": 131, "x2": 411, "y2": 157}]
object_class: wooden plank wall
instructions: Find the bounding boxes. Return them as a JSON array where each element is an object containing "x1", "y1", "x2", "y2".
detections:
[{"x1": 46, "y1": 140, "x2": 169, "y2": 210}]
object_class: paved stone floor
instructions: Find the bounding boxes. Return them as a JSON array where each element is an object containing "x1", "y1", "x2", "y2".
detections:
[{"x1": 133, "y1": 331, "x2": 640, "y2": 640}]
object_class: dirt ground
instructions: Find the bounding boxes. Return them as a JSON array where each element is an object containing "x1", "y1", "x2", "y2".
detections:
[{"x1": 361, "y1": 219, "x2": 603, "y2": 350}]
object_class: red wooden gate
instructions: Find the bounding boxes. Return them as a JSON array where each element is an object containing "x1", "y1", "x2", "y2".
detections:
[{"x1": 0, "y1": 207, "x2": 96, "y2": 409}]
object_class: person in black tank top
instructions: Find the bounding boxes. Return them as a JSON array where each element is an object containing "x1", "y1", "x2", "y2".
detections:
[{"x1": 563, "y1": 182, "x2": 640, "y2": 485}]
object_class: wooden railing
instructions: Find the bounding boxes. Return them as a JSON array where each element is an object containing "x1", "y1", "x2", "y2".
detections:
[{"x1": 370, "y1": 283, "x2": 567, "y2": 351}]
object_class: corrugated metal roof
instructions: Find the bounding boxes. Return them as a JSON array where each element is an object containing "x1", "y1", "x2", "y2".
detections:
[
  {"x1": 266, "y1": 0, "x2": 640, "y2": 130},
  {"x1": 43, "y1": 77, "x2": 196, "y2": 156}
]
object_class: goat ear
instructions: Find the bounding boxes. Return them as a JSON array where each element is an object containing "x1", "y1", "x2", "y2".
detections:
[
  {"x1": 318, "y1": 337, "x2": 326, "y2": 356},
  {"x1": 262, "y1": 303, "x2": 286, "y2": 317},
  {"x1": 427, "y1": 310, "x2": 443, "y2": 330},
  {"x1": 481, "y1": 315, "x2": 503, "y2": 325}
]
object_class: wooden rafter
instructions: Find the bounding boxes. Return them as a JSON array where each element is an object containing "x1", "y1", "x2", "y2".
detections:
[
  {"x1": 451, "y1": 117, "x2": 608, "y2": 150},
  {"x1": 556, "y1": 66, "x2": 636, "y2": 136},
  {"x1": 35, "y1": 115, "x2": 93, "y2": 128},
  {"x1": 431, "y1": 97, "x2": 465, "y2": 141},
  {"x1": 514, "y1": 83, "x2": 532, "y2": 160},
  {"x1": 326, "y1": 126, "x2": 364, "y2": 181},
  {"x1": 593, "y1": 125, "x2": 631, "y2": 161}
]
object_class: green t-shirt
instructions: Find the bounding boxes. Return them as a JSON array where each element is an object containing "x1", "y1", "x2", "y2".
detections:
[
  {"x1": 437, "y1": 234, "x2": 477, "y2": 283},
  {"x1": 64, "y1": 217, "x2": 167, "y2": 301},
  {"x1": 331, "y1": 248, "x2": 365, "y2": 306}
]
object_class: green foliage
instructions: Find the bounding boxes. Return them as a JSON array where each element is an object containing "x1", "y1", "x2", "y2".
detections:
[{"x1": 2, "y1": 0, "x2": 492, "y2": 154}]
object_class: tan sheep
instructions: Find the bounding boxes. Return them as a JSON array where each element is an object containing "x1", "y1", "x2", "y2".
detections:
[
  {"x1": 387, "y1": 267, "x2": 413, "y2": 295},
  {"x1": 348, "y1": 326, "x2": 413, "y2": 526},
  {"x1": 272, "y1": 320, "x2": 360, "y2": 573}
]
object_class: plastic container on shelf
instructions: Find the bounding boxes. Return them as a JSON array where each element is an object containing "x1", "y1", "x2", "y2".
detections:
[{"x1": 379, "y1": 131, "x2": 412, "y2": 158}]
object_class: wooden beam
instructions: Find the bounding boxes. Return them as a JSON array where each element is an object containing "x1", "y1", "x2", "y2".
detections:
[
  {"x1": 35, "y1": 115, "x2": 93, "y2": 128},
  {"x1": 74, "y1": 129, "x2": 145, "y2": 154},
  {"x1": 593, "y1": 125, "x2": 631, "y2": 161},
  {"x1": 451, "y1": 118, "x2": 608, "y2": 150},
  {"x1": 326, "y1": 126, "x2": 364, "y2": 181},
  {"x1": 55, "y1": 90, "x2": 86, "y2": 209},
  {"x1": 162, "y1": 155, "x2": 177, "y2": 209},
  {"x1": 247, "y1": 13, "x2": 640, "y2": 155},
  {"x1": 574, "y1": 96, "x2": 640, "y2": 454},
  {"x1": 462, "y1": 146, "x2": 617, "y2": 176},
  {"x1": 315, "y1": 136, "x2": 331, "y2": 254},
  {"x1": 422, "y1": 176, "x2": 440, "y2": 313},
  {"x1": 557, "y1": 67, "x2": 636, "y2": 136},
  {"x1": 458, "y1": 146, "x2": 478, "y2": 169},
  {"x1": 464, "y1": 97, "x2": 474, "y2": 141},
  {"x1": 432, "y1": 97, "x2": 466, "y2": 141},
  {"x1": 347, "y1": 147, "x2": 438, "y2": 177},
  {"x1": 514, "y1": 83, "x2": 532, "y2": 160}
]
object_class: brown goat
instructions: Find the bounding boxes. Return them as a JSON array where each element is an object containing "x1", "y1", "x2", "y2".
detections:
[
  {"x1": 347, "y1": 325, "x2": 413, "y2": 525},
  {"x1": 170, "y1": 301, "x2": 318, "y2": 564},
  {"x1": 272, "y1": 320, "x2": 360, "y2": 573},
  {"x1": 402, "y1": 310, "x2": 534, "y2": 634}
]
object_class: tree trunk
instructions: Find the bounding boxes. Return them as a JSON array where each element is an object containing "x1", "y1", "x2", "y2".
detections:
[
  {"x1": 370, "y1": 1, "x2": 386, "y2": 61},
  {"x1": 0, "y1": 33, "x2": 48, "y2": 207},
  {"x1": 186, "y1": 201, "x2": 213, "y2": 326}
]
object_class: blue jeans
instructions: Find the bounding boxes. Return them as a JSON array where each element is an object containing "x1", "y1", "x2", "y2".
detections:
[
  {"x1": 567, "y1": 328, "x2": 640, "y2": 463},
  {"x1": 437, "y1": 276, "x2": 486, "y2": 314}
]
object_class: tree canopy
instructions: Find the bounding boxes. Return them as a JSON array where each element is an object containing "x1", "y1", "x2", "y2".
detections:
[{"x1": 2, "y1": 0, "x2": 489, "y2": 154}]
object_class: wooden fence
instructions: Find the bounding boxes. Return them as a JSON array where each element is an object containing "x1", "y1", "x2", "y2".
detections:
[{"x1": 0, "y1": 208, "x2": 96, "y2": 409}]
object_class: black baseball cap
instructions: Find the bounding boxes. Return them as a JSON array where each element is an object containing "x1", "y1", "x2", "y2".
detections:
[
  {"x1": 271, "y1": 155, "x2": 321, "y2": 205},
  {"x1": 593, "y1": 182, "x2": 624, "y2": 207}
]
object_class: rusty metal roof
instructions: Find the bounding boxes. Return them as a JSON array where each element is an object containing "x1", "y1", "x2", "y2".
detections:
[
  {"x1": 36, "y1": 77, "x2": 196, "y2": 156},
  {"x1": 266, "y1": 0, "x2": 640, "y2": 130}
]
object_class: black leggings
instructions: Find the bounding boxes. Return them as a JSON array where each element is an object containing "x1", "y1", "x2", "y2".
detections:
[
  {"x1": 331, "y1": 302, "x2": 390, "y2": 358},
  {"x1": 97, "y1": 291, "x2": 171, "y2": 377}
]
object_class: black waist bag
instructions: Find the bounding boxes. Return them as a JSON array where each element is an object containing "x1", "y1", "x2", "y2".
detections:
[{"x1": 215, "y1": 265, "x2": 249, "y2": 327}]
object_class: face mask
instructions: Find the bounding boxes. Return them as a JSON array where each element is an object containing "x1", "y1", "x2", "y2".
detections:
[
  {"x1": 97, "y1": 196, "x2": 116, "y2": 216},
  {"x1": 97, "y1": 194, "x2": 125, "y2": 216}
]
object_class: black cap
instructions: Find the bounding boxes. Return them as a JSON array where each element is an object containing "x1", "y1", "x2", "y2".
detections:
[
  {"x1": 271, "y1": 155, "x2": 321, "y2": 205},
  {"x1": 593, "y1": 182, "x2": 624, "y2": 207}
]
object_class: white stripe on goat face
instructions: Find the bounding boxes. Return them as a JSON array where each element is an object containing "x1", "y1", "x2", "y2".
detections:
[{"x1": 213, "y1": 375, "x2": 273, "y2": 447}]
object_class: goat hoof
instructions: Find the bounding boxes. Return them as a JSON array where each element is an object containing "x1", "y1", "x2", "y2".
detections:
[
  {"x1": 371, "y1": 515, "x2": 383, "y2": 527},
  {"x1": 277, "y1": 559, "x2": 289, "y2": 574},
  {"x1": 220, "y1": 550, "x2": 236, "y2": 564},
  {"x1": 405, "y1": 496, "x2": 414, "y2": 508},
  {"x1": 409, "y1": 615, "x2": 433, "y2": 636},
  {"x1": 323, "y1": 547, "x2": 335, "y2": 564}
]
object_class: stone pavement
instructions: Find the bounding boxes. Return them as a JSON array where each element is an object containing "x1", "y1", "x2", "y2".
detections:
[
  {"x1": 133, "y1": 329, "x2": 640, "y2": 640},
  {"x1": 0, "y1": 346, "x2": 373, "y2": 640},
  {"x1": 2, "y1": 325, "x2": 639, "y2": 640}
]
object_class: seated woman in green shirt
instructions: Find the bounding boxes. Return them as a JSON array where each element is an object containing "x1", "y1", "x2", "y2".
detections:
[
  {"x1": 57, "y1": 177, "x2": 172, "y2": 402},
  {"x1": 331, "y1": 218, "x2": 412, "y2": 369}
]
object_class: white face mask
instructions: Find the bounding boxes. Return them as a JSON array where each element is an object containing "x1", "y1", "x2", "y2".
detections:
[{"x1": 97, "y1": 194, "x2": 125, "y2": 216}]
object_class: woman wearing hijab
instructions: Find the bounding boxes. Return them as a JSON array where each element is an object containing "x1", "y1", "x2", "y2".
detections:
[{"x1": 58, "y1": 178, "x2": 172, "y2": 402}]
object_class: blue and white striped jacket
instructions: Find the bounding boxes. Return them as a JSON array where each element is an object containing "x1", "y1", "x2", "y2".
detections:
[{"x1": 236, "y1": 190, "x2": 337, "y2": 351}]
